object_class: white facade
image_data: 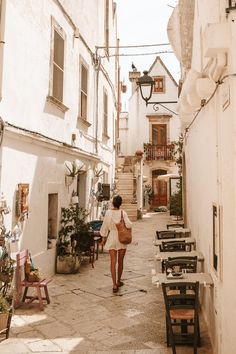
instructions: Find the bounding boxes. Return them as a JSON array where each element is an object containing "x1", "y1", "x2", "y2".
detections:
[
  {"x1": 0, "y1": 0, "x2": 118, "y2": 275},
  {"x1": 168, "y1": 1, "x2": 236, "y2": 353},
  {"x1": 119, "y1": 57, "x2": 180, "y2": 210}
]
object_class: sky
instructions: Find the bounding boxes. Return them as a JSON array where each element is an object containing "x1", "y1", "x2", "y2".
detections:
[{"x1": 115, "y1": 0, "x2": 180, "y2": 110}]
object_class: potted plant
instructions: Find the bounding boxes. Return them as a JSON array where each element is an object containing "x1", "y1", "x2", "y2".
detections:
[
  {"x1": 65, "y1": 161, "x2": 85, "y2": 186},
  {"x1": 0, "y1": 248, "x2": 14, "y2": 338},
  {"x1": 56, "y1": 205, "x2": 92, "y2": 273},
  {"x1": 0, "y1": 294, "x2": 10, "y2": 333}
]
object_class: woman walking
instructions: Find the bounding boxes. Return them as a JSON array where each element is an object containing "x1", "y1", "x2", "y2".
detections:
[{"x1": 100, "y1": 195, "x2": 132, "y2": 293}]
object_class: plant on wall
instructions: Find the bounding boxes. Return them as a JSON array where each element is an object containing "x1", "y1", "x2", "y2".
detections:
[
  {"x1": 94, "y1": 167, "x2": 103, "y2": 178},
  {"x1": 171, "y1": 134, "x2": 183, "y2": 175},
  {"x1": 169, "y1": 180, "x2": 182, "y2": 218},
  {"x1": 65, "y1": 161, "x2": 85, "y2": 178},
  {"x1": 169, "y1": 134, "x2": 183, "y2": 218}
]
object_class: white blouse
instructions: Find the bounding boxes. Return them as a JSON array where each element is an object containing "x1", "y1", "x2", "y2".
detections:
[{"x1": 100, "y1": 209, "x2": 132, "y2": 250}]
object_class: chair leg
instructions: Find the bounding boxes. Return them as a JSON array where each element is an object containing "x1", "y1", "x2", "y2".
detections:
[
  {"x1": 36, "y1": 286, "x2": 44, "y2": 310},
  {"x1": 22, "y1": 287, "x2": 28, "y2": 302},
  {"x1": 44, "y1": 286, "x2": 50, "y2": 304}
]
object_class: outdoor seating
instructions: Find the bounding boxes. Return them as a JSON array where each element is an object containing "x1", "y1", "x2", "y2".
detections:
[
  {"x1": 156, "y1": 230, "x2": 176, "y2": 240},
  {"x1": 161, "y1": 240, "x2": 191, "y2": 252},
  {"x1": 15, "y1": 250, "x2": 52, "y2": 311},
  {"x1": 88, "y1": 220, "x2": 103, "y2": 260},
  {"x1": 162, "y1": 281, "x2": 201, "y2": 354},
  {"x1": 166, "y1": 223, "x2": 184, "y2": 229},
  {"x1": 165, "y1": 256, "x2": 198, "y2": 275}
]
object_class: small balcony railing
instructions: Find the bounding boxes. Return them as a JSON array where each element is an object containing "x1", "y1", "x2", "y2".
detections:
[{"x1": 144, "y1": 144, "x2": 174, "y2": 161}]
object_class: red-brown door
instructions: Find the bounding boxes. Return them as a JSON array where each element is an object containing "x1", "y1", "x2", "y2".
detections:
[
  {"x1": 152, "y1": 124, "x2": 167, "y2": 145},
  {"x1": 152, "y1": 170, "x2": 167, "y2": 207}
]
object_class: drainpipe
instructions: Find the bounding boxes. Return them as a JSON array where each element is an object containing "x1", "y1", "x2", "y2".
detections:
[
  {"x1": 0, "y1": 0, "x2": 6, "y2": 101},
  {"x1": 94, "y1": 53, "x2": 100, "y2": 154}
]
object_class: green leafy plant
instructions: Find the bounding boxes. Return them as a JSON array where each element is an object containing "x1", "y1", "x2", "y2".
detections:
[
  {"x1": 65, "y1": 161, "x2": 85, "y2": 177},
  {"x1": 57, "y1": 205, "x2": 91, "y2": 257},
  {"x1": 94, "y1": 167, "x2": 103, "y2": 178},
  {"x1": 0, "y1": 294, "x2": 10, "y2": 313},
  {"x1": 169, "y1": 180, "x2": 183, "y2": 218}
]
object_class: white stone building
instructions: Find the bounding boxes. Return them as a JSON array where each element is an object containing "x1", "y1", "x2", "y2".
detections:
[
  {"x1": 119, "y1": 57, "x2": 180, "y2": 212},
  {"x1": 0, "y1": 0, "x2": 118, "y2": 275},
  {"x1": 168, "y1": 0, "x2": 236, "y2": 352}
]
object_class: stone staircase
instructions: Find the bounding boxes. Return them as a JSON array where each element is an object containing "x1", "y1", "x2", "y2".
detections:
[{"x1": 115, "y1": 171, "x2": 137, "y2": 221}]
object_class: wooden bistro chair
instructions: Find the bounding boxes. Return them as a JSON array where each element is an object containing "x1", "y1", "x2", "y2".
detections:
[
  {"x1": 160, "y1": 241, "x2": 191, "y2": 273},
  {"x1": 15, "y1": 250, "x2": 52, "y2": 311},
  {"x1": 166, "y1": 223, "x2": 185, "y2": 229},
  {"x1": 156, "y1": 230, "x2": 176, "y2": 240},
  {"x1": 162, "y1": 281, "x2": 201, "y2": 354},
  {"x1": 165, "y1": 256, "x2": 198, "y2": 276}
]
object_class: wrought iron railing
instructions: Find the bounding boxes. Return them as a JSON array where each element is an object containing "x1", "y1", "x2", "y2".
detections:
[{"x1": 144, "y1": 144, "x2": 174, "y2": 161}]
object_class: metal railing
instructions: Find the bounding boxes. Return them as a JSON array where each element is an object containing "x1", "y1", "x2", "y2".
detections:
[{"x1": 144, "y1": 144, "x2": 174, "y2": 161}]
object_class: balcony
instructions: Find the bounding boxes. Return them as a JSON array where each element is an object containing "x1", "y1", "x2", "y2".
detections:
[{"x1": 144, "y1": 143, "x2": 174, "y2": 161}]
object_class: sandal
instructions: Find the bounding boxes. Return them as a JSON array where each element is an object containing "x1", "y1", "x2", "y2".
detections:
[
  {"x1": 117, "y1": 281, "x2": 124, "y2": 287},
  {"x1": 113, "y1": 287, "x2": 118, "y2": 293}
]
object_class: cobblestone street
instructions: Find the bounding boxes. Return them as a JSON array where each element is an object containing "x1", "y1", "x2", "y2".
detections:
[{"x1": 0, "y1": 212, "x2": 213, "y2": 354}]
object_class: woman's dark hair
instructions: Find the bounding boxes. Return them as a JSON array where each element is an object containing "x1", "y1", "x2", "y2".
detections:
[{"x1": 112, "y1": 195, "x2": 122, "y2": 209}]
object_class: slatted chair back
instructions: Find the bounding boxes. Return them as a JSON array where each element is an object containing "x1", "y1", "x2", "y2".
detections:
[
  {"x1": 156, "y1": 230, "x2": 176, "y2": 240},
  {"x1": 161, "y1": 240, "x2": 190, "y2": 252},
  {"x1": 166, "y1": 223, "x2": 184, "y2": 229},
  {"x1": 165, "y1": 256, "x2": 198, "y2": 275},
  {"x1": 162, "y1": 281, "x2": 200, "y2": 354}
]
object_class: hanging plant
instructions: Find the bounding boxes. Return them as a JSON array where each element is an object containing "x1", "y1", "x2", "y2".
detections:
[
  {"x1": 65, "y1": 161, "x2": 85, "y2": 177},
  {"x1": 94, "y1": 167, "x2": 103, "y2": 178}
]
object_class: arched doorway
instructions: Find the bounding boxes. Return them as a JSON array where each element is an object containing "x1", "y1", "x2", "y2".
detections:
[{"x1": 152, "y1": 169, "x2": 167, "y2": 207}]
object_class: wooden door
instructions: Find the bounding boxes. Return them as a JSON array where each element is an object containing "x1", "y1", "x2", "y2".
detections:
[
  {"x1": 152, "y1": 170, "x2": 167, "y2": 207},
  {"x1": 152, "y1": 124, "x2": 167, "y2": 145}
]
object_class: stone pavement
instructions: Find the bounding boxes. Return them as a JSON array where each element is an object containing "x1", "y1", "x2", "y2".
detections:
[{"x1": 0, "y1": 212, "x2": 213, "y2": 354}]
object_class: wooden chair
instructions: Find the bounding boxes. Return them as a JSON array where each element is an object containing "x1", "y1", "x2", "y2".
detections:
[
  {"x1": 166, "y1": 223, "x2": 184, "y2": 229},
  {"x1": 162, "y1": 281, "x2": 200, "y2": 354},
  {"x1": 161, "y1": 240, "x2": 192, "y2": 252},
  {"x1": 15, "y1": 250, "x2": 52, "y2": 311},
  {"x1": 165, "y1": 256, "x2": 198, "y2": 275},
  {"x1": 156, "y1": 230, "x2": 176, "y2": 240},
  {"x1": 88, "y1": 220, "x2": 103, "y2": 260}
]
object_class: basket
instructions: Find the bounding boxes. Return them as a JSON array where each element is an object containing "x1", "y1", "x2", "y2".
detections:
[{"x1": 0, "y1": 312, "x2": 8, "y2": 332}]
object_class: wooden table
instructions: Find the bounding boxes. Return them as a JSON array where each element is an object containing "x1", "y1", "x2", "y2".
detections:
[
  {"x1": 154, "y1": 250, "x2": 204, "y2": 272},
  {"x1": 154, "y1": 237, "x2": 196, "y2": 250},
  {"x1": 152, "y1": 272, "x2": 213, "y2": 288}
]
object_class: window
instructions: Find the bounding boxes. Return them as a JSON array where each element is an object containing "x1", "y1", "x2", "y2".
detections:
[
  {"x1": 103, "y1": 89, "x2": 108, "y2": 135},
  {"x1": 153, "y1": 77, "x2": 165, "y2": 93},
  {"x1": 51, "y1": 25, "x2": 65, "y2": 102},
  {"x1": 104, "y1": 0, "x2": 109, "y2": 55},
  {"x1": 80, "y1": 63, "x2": 88, "y2": 120},
  {"x1": 48, "y1": 194, "x2": 58, "y2": 249}
]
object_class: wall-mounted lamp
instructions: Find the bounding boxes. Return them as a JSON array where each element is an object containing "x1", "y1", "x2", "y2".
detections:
[{"x1": 137, "y1": 70, "x2": 178, "y2": 114}]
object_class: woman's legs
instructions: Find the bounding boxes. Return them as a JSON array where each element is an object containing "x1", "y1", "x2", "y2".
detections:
[
  {"x1": 109, "y1": 249, "x2": 117, "y2": 289},
  {"x1": 117, "y1": 248, "x2": 126, "y2": 286}
]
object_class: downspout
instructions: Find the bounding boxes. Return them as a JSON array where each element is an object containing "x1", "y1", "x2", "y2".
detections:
[
  {"x1": 0, "y1": 0, "x2": 6, "y2": 101},
  {"x1": 94, "y1": 53, "x2": 101, "y2": 154}
]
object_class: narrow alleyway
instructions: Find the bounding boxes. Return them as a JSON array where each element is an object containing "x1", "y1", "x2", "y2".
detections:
[{"x1": 0, "y1": 212, "x2": 213, "y2": 354}]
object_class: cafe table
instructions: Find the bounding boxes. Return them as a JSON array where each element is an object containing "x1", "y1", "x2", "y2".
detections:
[
  {"x1": 153, "y1": 236, "x2": 196, "y2": 250},
  {"x1": 152, "y1": 272, "x2": 213, "y2": 288},
  {"x1": 154, "y1": 250, "x2": 204, "y2": 272}
]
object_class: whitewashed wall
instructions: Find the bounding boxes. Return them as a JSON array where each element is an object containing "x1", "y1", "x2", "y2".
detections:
[
  {"x1": 0, "y1": 0, "x2": 117, "y2": 275},
  {"x1": 172, "y1": 0, "x2": 236, "y2": 352}
]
